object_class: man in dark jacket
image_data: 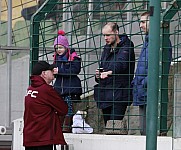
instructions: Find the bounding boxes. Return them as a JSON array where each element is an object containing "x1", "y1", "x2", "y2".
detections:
[
  {"x1": 94, "y1": 22, "x2": 135, "y2": 132},
  {"x1": 132, "y1": 12, "x2": 172, "y2": 135},
  {"x1": 23, "y1": 61, "x2": 68, "y2": 150}
]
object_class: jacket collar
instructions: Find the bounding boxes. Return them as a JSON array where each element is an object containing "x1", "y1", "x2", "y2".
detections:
[
  {"x1": 104, "y1": 33, "x2": 128, "y2": 52},
  {"x1": 145, "y1": 34, "x2": 149, "y2": 42}
]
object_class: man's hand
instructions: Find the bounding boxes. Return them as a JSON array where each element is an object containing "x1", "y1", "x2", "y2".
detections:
[
  {"x1": 100, "y1": 71, "x2": 112, "y2": 79},
  {"x1": 96, "y1": 70, "x2": 112, "y2": 79},
  {"x1": 53, "y1": 67, "x2": 58, "y2": 74}
]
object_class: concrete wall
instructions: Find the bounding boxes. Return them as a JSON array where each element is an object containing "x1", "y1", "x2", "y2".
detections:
[
  {"x1": 0, "y1": 55, "x2": 29, "y2": 127},
  {"x1": 12, "y1": 118, "x2": 181, "y2": 150},
  {"x1": 64, "y1": 134, "x2": 173, "y2": 150}
]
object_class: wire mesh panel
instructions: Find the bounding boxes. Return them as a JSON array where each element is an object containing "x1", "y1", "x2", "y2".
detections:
[
  {"x1": 0, "y1": 0, "x2": 179, "y2": 142},
  {"x1": 28, "y1": 0, "x2": 181, "y2": 137},
  {"x1": 158, "y1": 1, "x2": 181, "y2": 137},
  {"x1": 29, "y1": 0, "x2": 148, "y2": 134},
  {"x1": 1, "y1": 2, "x2": 181, "y2": 150},
  {"x1": 0, "y1": 0, "x2": 40, "y2": 64},
  {"x1": 173, "y1": 74, "x2": 181, "y2": 138}
]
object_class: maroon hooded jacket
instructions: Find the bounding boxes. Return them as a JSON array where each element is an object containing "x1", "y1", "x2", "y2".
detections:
[{"x1": 23, "y1": 75, "x2": 68, "y2": 147}]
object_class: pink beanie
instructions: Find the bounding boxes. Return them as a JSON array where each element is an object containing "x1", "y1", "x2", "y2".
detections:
[{"x1": 54, "y1": 30, "x2": 69, "y2": 49}]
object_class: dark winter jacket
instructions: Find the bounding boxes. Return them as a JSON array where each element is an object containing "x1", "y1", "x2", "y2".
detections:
[
  {"x1": 23, "y1": 76, "x2": 68, "y2": 147},
  {"x1": 94, "y1": 34, "x2": 135, "y2": 109},
  {"x1": 132, "y1": 34, "x2": 172, "y2": 106},
  {"x1": 54, "y1": 48, "x2": 82, "y2": 96}
]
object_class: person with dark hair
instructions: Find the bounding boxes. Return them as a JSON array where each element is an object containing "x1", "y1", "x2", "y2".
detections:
[
  {"x1": 23, "y1": 61, "x2": 68, "y2": 150},
  {"x1": 132, "y1": 12, "x2": 172, "y2": 135},
  {"x1": 94, "y1": 22, "x2": 135, "y2": 134},
  {"x1": 53, "y1": 30, "x2": 82, "y2": 133}
]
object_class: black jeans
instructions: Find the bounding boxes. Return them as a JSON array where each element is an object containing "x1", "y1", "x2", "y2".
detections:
[
  {"x1": 102, "y1": 104, "x2": 127, "y2": 125},
  {"x1": 25, "y1": 145, "x2": 55, "y2": 150}
]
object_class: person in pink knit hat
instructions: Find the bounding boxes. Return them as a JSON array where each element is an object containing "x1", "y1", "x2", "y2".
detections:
[{"x1": 53, "y1": 30, "x2": 82, "y2": 133}]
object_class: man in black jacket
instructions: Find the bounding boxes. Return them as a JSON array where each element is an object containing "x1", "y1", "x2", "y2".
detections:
[{"x1": 94, "y1": 22, "x2": 135, "y2": 134}]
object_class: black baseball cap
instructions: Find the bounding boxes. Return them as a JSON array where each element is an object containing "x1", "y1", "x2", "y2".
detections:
[{"x1": 32, "y1": 61, "x2": 56, "y2": 75}]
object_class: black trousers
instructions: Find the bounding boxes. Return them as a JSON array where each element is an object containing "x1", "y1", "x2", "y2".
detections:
[
  {"x1": 102, "y1": 104, "x2": 127, "y2": 125},
  {"x1": 25, "y1": 145, "x2": 55, "y2": 150}
]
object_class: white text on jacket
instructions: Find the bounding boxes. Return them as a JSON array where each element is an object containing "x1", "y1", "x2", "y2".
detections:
[{"x1": 26, "y1": 90, "x2": 38, "y2": 98}]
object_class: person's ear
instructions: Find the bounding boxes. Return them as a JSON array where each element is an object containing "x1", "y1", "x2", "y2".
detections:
[{"x1": 41, "y1": 71, "x2": 47, "y2": 77}]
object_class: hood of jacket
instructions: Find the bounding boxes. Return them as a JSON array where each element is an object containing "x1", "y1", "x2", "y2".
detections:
[
  {"x1": 104, "y1": 33, "x2": 132, "y2": 52},
  {"x1": 30, "y1": 75, "x2": 46, "y2": 87},
  {"x1": 119, "y1": 34, "x2": 128, "y2": 44}
]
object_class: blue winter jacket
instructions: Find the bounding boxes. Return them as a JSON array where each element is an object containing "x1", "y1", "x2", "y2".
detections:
[
  {"x1": 132, "y1": 34, "x2": 172, "y2": 106},
  {"x1": 94, "y1": 34, "x2": 135, "y2": 109},
  {"x1": 54, "y1": 48, "x2": 82, "y2": 96}
]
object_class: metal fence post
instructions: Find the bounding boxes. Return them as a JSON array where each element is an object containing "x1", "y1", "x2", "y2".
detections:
[{"x1": 146, "y1": 0, "x2": 160, "y2": 150}]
